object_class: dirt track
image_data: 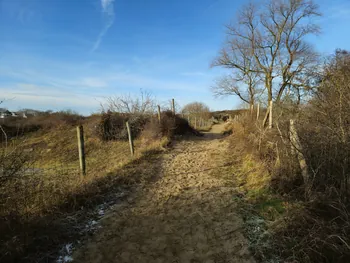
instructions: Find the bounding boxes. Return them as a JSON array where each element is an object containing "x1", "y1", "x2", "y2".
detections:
[{"x1": 73, "y1": 123, "x2": 254, "y2": 263}]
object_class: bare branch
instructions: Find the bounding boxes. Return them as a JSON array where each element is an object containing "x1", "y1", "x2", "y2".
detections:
[{"x1": 103, "y1": 90, "x2": 156, "y2": 115}]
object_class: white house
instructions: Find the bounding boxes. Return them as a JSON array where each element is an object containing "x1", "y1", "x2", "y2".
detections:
[{"x1": 0, "y1": 109, "x2": 11, "y2": 119}]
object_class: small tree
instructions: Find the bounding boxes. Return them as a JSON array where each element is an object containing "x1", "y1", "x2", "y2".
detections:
[{"x1": 182, "y1": 102, "x2": 211, "y2": 120}]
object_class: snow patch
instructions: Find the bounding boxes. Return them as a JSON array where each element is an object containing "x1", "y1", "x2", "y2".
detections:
[
  {"x1": 98, "y1": 208, "x2": 105, "y2": 216},
  {"x1": 57, "y1": 244, "x2": 74, "y2": 263},
  {"x1": 55, "y1": 190, "x2": 128, "y2": 262}
]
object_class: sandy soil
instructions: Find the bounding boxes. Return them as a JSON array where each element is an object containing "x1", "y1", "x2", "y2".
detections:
[{"x1": 72, "y1": 123, "x2": 255, "y2": 263}]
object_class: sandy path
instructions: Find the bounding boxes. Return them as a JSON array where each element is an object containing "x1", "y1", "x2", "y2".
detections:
[
  {"x1": 73, "y1": 124, "x2": 254, "y2": 263},
  {"x1": 206, "y1": 122, "x2": 228, "y2": 134}
]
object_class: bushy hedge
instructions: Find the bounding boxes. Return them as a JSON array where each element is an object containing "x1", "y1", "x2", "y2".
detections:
[
  {"x1": 96, "y1": 110, "x2": 200, "y2": 142},
  {"x1": 96, "y1": 112, "x2": 149, "y2": 141}
]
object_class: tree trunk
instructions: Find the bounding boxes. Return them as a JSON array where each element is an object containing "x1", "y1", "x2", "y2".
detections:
[
  {"x1": 250, "y1": 103, "x2": 254, "y2": 117},
  {"x1": 269, "y1": 100, "x2": 273, "y2": 129},
  {"x1": 262, "y1": 101, "x2": 273, "y2": 128},
  {"x1": 290, "y1": 119, "x2": 310, "y2": 190},
  {"x1": 263, "y1": 79, "x2": 273, "y2": 128},
  {"x1": 262, "y1": 106, "x2": 269, "y2": 127}
]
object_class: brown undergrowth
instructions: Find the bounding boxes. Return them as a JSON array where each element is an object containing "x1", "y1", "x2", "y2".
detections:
[
  {"x1": 223, "y1": 115, "x2": 350, "y2": 263},
  {"x1": 0, "y1": 115, "x2": 171, "y2": 263}
]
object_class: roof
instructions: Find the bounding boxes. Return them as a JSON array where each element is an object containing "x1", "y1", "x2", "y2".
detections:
[{"x1": 0, "y1": 108, "x2": 11, "y2": 114}]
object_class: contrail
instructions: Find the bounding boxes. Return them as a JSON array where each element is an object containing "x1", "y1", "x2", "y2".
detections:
[{"x1": 91, "y1": 0, "x2": 115, "y2": 52}]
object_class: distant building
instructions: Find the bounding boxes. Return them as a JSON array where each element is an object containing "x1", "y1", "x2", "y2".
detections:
[
  {"x1": 0, "y1": 108, "x2": 45, "y2": 119},
  {"x1": 17, "y1": 109, "x2": 40, "y2": 117},
  {"x1": 0, "y1": 109, "x2": 12, "y2": 119}
]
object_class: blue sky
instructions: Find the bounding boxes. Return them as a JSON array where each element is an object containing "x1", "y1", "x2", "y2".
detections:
[{"x1": 0, "y1": 0, "x2": 350, "y2": 115}]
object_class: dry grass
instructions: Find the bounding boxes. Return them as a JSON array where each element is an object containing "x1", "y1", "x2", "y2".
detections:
[
  {"x1": 0, "y1": 111, "x2": 84, "y2": 142},
  {"x1": 0, "y1": 117, "x2": 169, "y2": 263},
  {"x1": 219, "y1": 51, "x2": 350, "y2": 263},
  {"x1": 223, "y1": 106, "x2": 350, "y2": 262}
]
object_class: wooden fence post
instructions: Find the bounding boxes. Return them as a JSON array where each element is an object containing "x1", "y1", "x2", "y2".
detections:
[
  {"x1": 172, "y1": 98, "x2": 175, "y2": 115},
  {"x1": 194, "y1": 116, "x2": 197, "y2": 129},
  {"x1": 256, "y1": 103, "x2": 260, "y2": 121},
  {"x1": 77, "y1": 125, "x2": 86, "y2": 175},
  {"x1": 157, "y1": 105, "x2": 161, "y2": 123},
  {"x1": 126, "y1": 121, "x2": 134, "y2": 156}
]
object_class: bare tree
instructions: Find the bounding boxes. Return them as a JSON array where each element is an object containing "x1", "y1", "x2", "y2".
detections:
[
  {"x1": 103, "y1": 90, "x2": 156, "y2": 115},
  {"x1": 182, "y1": 102, "x2": 211, "y2": 119},
  {"x1": 213, "y1": 0, "x2": 321, "y2": 127}
]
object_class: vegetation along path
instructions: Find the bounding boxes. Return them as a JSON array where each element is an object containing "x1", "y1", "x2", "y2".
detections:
[{"x1": 73, "y1": 123, "x2": 254, "y2": 263}]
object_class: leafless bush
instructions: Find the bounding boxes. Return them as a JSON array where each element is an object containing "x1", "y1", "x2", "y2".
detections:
[
  {"x1": 96, "y1": 91, "x2": 160, "y2": 141},
  {"x1": 297, "y1": 50, "x2": 350, "y2": 200},
  {"x1": 96, "y1": 112, "x2": 149, "y2": 141},
  {"x1": 141, "y1": 110, "x2": 200, "y2": 140},
  {"x1": 102, "y1": 90, "x2": 156, "y2": 115},
  {"x1": 0, "y1": 143, "x2": 31, "y2": 185},
  {"x1": 160, "y1": 111, "x2": 200, "y2": 138},
  {"x1": 181, "y1": 101, "x2": 211, "y2": 119}
]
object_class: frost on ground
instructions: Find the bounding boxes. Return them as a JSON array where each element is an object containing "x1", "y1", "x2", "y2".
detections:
[
  {"x1": 56, "y1": 191, "x2": 127, "y2": 263},
  {"x1": 72, "y1": 124, "x2": 256, "y2": 263},
  {"x1": 57, "y1": 244, "x2": 73, "y2": 263}
]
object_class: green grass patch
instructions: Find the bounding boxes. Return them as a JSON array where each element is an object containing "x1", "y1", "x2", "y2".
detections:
[{"x1": 245, "y1": 188, "x2": 285, "y2": 220}]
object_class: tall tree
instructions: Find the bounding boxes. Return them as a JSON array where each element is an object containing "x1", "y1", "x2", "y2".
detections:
[{"x1": 213, "y1": 0, "x2": 321, "y2": 127}]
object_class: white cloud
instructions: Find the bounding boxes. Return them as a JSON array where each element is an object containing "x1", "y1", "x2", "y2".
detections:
[
  {"x1": 0, "y1": 63, "x2": 205, "y2": 93},
  {"x1": 1, "y1": 83, "x2": 101, "y2": 114},
  {"x1": 0, "y1": 52, "x2": 232, "y2": 113},
  {"x1": 92, "y1": 0, "x2": 115, "y2": 52},
  {"x1": 81, "y1": 78, "x2": 107, "y2": 88}
]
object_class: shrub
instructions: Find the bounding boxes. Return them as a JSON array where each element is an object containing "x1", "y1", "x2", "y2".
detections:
[
  {"x1": 0, "y1": 144, "x2": 31, "y2": 185},
  {"x1": 96, "y1": 112, "x2": 149, "y2": 141},
  {"x1": 97, "y1": 110, "x2": 201, "y2": 142},
  {"x1": 102, "y1": 90, "x2": 156, "y2": 115},
  {"x1": 159, "y1": 111, "x2": 200, "y2": 138},
  {"x1": 140, "y1": 118, "x2": 162, "y2": 143}
]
